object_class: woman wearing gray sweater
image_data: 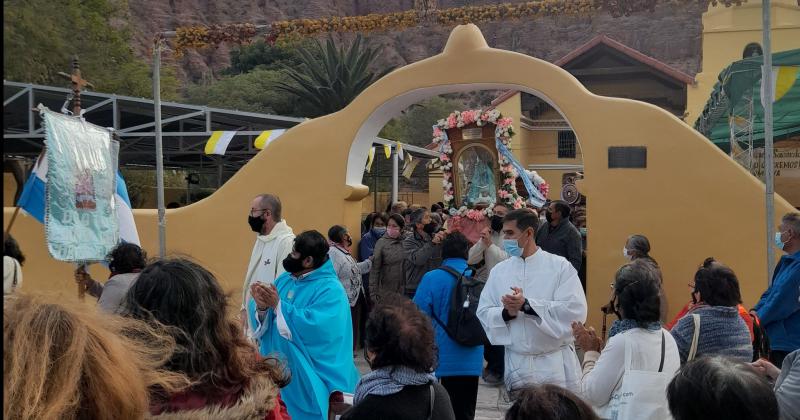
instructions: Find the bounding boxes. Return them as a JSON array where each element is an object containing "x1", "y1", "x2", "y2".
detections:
[
  {"x1": 368, "y1": 214, "x2": 407, "y2": 306},
  {"x1": 671, "y1": 258, "x2": 753, "y2": 364}
]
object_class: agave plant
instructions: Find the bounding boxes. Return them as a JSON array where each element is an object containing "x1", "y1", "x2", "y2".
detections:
[{"x1": 273, "y1": 35, "x2": 395, "y2": 117}]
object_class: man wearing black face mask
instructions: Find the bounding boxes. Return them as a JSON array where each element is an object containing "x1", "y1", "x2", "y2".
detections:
[
  {"x1": 248, "y1": 230, "x2": 359, "y2": 419},
  {"x1": 466, "y1": 202, "x2": 510, "y2": 385},
  {"x1": 241, "y1": 193, "x2": 295, "y2": 336},
  {"x1": 536, "y1": 200, "x2": 583, "y2": 272},
  {"x1": 403, "y1": 208, "x2": 444, "y2": 299}
]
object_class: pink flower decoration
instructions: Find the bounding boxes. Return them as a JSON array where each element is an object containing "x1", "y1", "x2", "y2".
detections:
[
  {"x1": 539, "y1": 183, "x2": 550, "y2": 197},
  {"x1": 447, "y1": 115, "x2": 457, "y2": 128},
  {"x1": 433, "y1": 127, "x2": 443, "y2": 138}
]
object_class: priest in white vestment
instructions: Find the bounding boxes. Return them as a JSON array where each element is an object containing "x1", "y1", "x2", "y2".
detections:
[{"x1": 477, "y1": 209, "x2": 588, "y2": 392}]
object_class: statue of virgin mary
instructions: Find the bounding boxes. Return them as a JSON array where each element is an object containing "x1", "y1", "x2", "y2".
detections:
[{"x1": 466, "y1": 156, "x2": 496, "y2": 206}]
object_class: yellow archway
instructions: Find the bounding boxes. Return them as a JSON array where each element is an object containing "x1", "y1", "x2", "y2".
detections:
[{"x1": 5, "y1": 25, "x2": 793, "y2": 329}]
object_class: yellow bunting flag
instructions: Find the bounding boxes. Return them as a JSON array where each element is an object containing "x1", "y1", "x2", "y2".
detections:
[
  {"x1": 396, "y1": 142, "x2": 404, "y2": 161},
  {"x1": 366, "y1": 147, "x2": 375, "y2": 173},
  {"x1": 402, "y1": 155, "x2": 419, "y2": 179},
  {"x1": 204, "y1": 131, "x2": 237, "y2": 155},
  {"x1": 254, "y1": 129, "x2": 287, "y2": 150},
  {"x1": 383, "y1": 144, "x2": 391, "y2": 159}
]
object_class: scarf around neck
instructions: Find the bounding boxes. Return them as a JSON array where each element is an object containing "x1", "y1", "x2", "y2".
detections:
[
  {"x1": 353, "y1": 365, "x2": 436, "y2": 405},
  {"x1": 608, "y1": 318, "x2": 661, "y2": 339}
]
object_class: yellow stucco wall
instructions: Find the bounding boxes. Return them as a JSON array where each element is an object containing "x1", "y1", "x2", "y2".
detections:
[
  {"x1": 4, "y1": 173, "x2": 17, "y2": 207},
  {"x1": 685, "y1": 0, "x2": 800, "y2": 124},
  {"x1": 4, "y1": 25, "x2": 794, "y2": 330}
]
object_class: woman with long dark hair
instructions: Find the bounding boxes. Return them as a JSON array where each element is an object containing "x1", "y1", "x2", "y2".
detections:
[{"x1": 123, "y1": 257, "x2": 290, "y2": 419}]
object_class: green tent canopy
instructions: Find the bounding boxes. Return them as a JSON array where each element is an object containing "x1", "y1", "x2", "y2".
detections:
[{"x1": 694, "y1": 49, "x2": 800, "y2": 153}]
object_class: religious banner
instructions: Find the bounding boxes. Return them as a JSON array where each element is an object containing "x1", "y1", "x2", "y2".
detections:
[{"x1": 40, "y1": 106, "x2": 119, "y2": 262}]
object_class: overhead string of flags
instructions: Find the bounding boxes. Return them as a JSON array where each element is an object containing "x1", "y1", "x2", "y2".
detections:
[
  {"x1": 204, "y1": 129, "x2": 287, "y2": 156},
  {"x1": 365, "y1": 142, "x2": 422, "y2": 180}
]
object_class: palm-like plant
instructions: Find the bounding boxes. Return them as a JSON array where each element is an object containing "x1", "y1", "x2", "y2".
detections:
[{"x1": 274, "y1": 35, "x2": 395, "y2": 117}]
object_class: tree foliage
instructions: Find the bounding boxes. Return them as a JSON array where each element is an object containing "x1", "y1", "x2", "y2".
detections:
[
  {"x1": 225, "y1": 40, "x2": 306, "y2": 75},
  {"x1": 274, "y1": 35, "x2": 395, "y2": 117},
  {"x1": 379, "y1": 96, "x2": 466, "y2": 147},
  {"x1": 3, "y1": 0, "x2": 179, "y2": 99},
  {"x1": 185, "y1": 69, "x2": 312, "y2": 116}
]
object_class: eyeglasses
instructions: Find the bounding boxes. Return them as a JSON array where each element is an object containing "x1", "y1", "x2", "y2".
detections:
[{"x1": 250, "y1": 208, "x2": 268, "y2": 216}]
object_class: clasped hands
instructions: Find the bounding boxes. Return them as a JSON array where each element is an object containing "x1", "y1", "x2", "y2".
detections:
[
  {"x1": 572, "y1": 321, "x2": 603, "y2": 353},
  {"x1": 501, "y1": 286, "x2": 525, "y2": 317},
  {"x1": 250, "y1": 282, "x2": 279, "y2": 311}
]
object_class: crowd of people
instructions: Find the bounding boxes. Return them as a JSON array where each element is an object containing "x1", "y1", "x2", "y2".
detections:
[{"x1": 3, "y1": 195, "x2": 799, "y2": 420}]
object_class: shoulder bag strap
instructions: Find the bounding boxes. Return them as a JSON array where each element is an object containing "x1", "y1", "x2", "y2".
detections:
[
  {"x1": 437, "y1": 266, "x2": 462, "y2": 282},
  {"x1": 688, "y1": 314, "x2": 701, "y2": 362},
  {"x1": 427, "y1": 383, "x2": 435, "y2": 420},
  {"x1": 658, "y1": 331, "x2": 666, "y2": 372}
]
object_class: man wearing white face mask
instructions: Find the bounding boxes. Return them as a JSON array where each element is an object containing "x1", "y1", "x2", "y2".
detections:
[
  {"x1": 477, "y1": 209, "x2": 588, "y2": 392},
  {"x1": 754, "y1": 212, "x2": 800, "y2": 368}
]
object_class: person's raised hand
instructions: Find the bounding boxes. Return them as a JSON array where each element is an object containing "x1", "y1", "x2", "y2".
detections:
[
  {"x1": 251, "y1": 282, "x2": 279, "y2": 310},
  {"x1": 480, "y1": 227, "x2": 492, "y2": 247},
  {"x1": 572, "y1": 322, "x2": 602, "y2": 352},
  {"x1": 751, "y1": 358, "x2": 781, "y2": 381},
  {"x1": 74, "y1": 267, "x2": 92, "y2": 292},
  {"x1": 432, "y1": 231, "x2": 446, "y2": 245},
  {"x1": 501, "y1": 287, "x2": 525, "y2": 316}
]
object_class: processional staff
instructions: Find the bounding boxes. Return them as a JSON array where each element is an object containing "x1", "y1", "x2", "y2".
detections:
[{"x1": 58, "y1": 56, "x2": 96, "y2": 301}]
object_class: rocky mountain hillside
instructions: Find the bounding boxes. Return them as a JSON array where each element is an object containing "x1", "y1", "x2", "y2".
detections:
[{"x1": 127, "y1": 0, "x2": 706, "y2": 83}]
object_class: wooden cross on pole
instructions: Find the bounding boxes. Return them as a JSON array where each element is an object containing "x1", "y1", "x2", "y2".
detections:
[{"x1": 57, "y1": 55, "x2": 95, "y2": 115}]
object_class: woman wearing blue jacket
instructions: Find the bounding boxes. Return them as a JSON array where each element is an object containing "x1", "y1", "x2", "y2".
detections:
[{"x1": 413, "y1": 231, "x2": 484, "y2": 420}]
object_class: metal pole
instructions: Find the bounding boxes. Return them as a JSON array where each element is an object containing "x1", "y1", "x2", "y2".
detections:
[
  {"x1": 153, "y1": 40, "x2": 167, "y2": 257},
  {"x1": 373, "y1": 148, "x2": 379, "y2": 212},
  {"x1": 392, "y1": 146, "x2": 399, "y2": 206},
  {"x1": 217, "y1": 158, "x2": 223, "y2": 188},
  {"x1": 762, "y1": 0, "x2": 776, "y2": 284}
]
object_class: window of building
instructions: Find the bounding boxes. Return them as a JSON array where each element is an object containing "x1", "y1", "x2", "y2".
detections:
[{"x1": 558, "y1": 130, "x2": 577, "y2": 159}]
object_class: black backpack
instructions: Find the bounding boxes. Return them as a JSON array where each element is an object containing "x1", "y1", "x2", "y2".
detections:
[{"x1": 429, "y1": 266, "x2": 488, "y2": 347}]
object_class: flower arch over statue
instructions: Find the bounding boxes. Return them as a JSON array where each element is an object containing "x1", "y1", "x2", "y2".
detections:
[{"x1": 432, "y1": 109, "x2": 549, "y2": 225}]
